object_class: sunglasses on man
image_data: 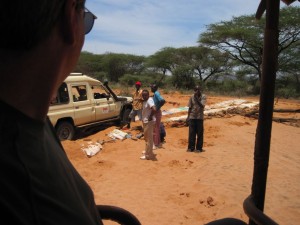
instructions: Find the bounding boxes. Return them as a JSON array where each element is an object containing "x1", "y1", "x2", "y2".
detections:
[{"x1": 84, "y1": 8, "x2": 97, "y2": 35}]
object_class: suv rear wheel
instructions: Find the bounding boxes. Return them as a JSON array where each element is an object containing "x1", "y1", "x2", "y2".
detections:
[{"x1": 56, "y1": 121, "x2": 75, "y2": 141}]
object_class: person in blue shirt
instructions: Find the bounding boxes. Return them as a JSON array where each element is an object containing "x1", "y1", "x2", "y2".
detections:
[{"x1": 150, "y1": 84, "x2": 166, "y2": 149}]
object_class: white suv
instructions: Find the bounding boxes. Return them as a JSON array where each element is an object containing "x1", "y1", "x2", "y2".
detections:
[{"x1": 48, "y1": 73, "x2": 133, "y2": 140}]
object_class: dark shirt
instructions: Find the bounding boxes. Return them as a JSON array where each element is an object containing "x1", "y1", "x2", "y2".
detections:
[
  {"x1": 0, "y1": 100, "x2": 102, "y2": 225},
  {"x1": 187, "y1": 94, "x2": 206, "y2": 120}
]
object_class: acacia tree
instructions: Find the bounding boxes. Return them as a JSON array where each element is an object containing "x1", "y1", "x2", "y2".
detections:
[
  {"x1": 123, "y1": 55, "x2": 146, "y2": 74},
  {"x1": 147, "y1": 46, "x2": 231, "y2": 87},
  {"x1": 75, "y1": 51, "x2": 104, "y2": 75},
  {"x1": 146, "y1": 47, "x2": 178, "y2": 75},
  {"x1": 175, "y1": 46, "x2": 231, "y2": 82},
  {"x1": 278, "y1": 41, "x2": 300, "y2": 94},
  {"x1": 100, "y1": 53, "x2": 146, "y2": 82},
  {"x1": 199, "y1": 6, "x2": 300, "y2": 80},
  {"x1": 171, "y1": 65, "x2": 195, "y2": 89}
]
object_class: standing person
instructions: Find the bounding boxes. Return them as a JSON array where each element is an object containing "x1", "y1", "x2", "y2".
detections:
[
  {"x1": 125, "y1": 81, "x2": 143, "y2": 129},
  {"x1": 0, "y1": 1, "x2": 104, "y2": 224},
  {"x1": 140, "y1": 90, "x2": 156, "y2": 160},
  {"x1": 150, "y1": 84, "x2": 166, "y2": 149},
  {"x1": 186, "y1": 86, "x2": 206, "y2": 153}
]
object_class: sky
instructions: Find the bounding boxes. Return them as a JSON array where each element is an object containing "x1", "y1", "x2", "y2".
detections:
[{"x1": 83, "y1": 0, "x2": 298, "y2": 56}]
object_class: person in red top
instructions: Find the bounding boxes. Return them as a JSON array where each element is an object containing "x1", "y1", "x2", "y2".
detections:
[{"x1": 126, "y1": 81, "x2": 143, "y2": 129}]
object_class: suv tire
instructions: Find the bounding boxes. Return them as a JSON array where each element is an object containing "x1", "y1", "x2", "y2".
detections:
[
  {"x1": 56, "y1": 121, "x2": 75, "y2": 141},
  {"x1": 122, "y1": 108, "x2": 132, "y2": 125}
]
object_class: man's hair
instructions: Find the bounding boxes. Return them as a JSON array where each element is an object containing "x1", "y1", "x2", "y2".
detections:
[
  {"x1": 142, "y1": 89, "x2": 149, "y2": 95},
  {"x1": 150, "y1": 84, "x2": 158, "y2": 92},
  {"x1": 194, "y1": 86, "x2": 201, "y2": 92},
  {"x1": 0, "y1": 0, "x2": 84, "y2": 51}
]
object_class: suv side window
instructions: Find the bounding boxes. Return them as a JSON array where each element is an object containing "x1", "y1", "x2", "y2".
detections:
[
  {"x1": 91, "y1": 85, "x2": 110, "y2": 99},
  {"x1": 72, "y1": 85, "x2": 88, "y2": 102},
  {"x1": 50, "y1": 83, "x2": 69, "y2": 105}
]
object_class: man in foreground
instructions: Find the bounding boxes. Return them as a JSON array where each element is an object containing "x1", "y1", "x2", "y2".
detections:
[{"x1": 0, "y1": 1, "x2": 103, "y2": 224}]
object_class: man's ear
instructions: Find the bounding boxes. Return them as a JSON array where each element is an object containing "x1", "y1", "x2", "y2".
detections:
[{"x1": 59, "y1": 0, "x2": 78, "y2": 44}]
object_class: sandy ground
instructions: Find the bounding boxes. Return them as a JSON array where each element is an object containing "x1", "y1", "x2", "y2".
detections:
[{"x1": 63, "y1": 93, "x2": 300, "y2": 225}]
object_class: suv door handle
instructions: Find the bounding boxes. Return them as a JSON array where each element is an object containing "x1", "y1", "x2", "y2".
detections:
[{"x1": 93, "y1": 100, "x2": 100, "y2": 105}]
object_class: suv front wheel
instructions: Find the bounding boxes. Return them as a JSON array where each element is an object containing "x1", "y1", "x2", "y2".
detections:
[
  {"x1": 122, "y1": 108, "x2": 132, "y2": 125},
  {"x1": 56, "y1": 121, "x2": 75, "y2": 141}
]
